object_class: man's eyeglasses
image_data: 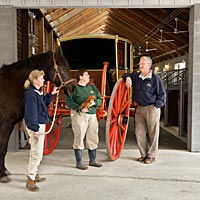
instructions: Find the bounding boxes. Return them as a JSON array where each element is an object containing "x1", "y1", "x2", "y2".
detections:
[
  {"x1": 138, "y1": 62, "x2": 150, "y2": 66},
  {"x1": 83, "y1": 73, "x2": 90, "y2": 76}
]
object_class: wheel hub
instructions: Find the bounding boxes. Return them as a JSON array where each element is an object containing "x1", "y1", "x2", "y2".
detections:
[{"x1": 117, "y1": 114, "x2": 128, "y2": 125}]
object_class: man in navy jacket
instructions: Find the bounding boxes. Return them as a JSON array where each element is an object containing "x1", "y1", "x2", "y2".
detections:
[{"x1": 122, "y1": 56, "x2": 166, "y2": 164}]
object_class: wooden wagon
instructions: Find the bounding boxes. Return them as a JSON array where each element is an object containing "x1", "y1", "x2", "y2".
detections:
[{"x1": 44, "y1": 34, "x2": 137, "y2": 160}]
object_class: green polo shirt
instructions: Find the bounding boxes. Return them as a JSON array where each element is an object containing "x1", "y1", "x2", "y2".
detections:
[{"x1": 66, "y1": 84, "x2": 102, "y2": 114}]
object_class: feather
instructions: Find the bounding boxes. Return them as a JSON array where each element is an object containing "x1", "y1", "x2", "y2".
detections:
[{"x1": 81, "y1": 95, "x2": 95, "y2": 109}]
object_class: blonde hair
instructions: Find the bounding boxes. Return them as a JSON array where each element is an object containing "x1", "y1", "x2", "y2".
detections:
[{"x1": 24, "y1": 70, "x2": 45, "y2": 89}]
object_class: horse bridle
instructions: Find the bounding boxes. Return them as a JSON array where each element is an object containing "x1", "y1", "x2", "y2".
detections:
[
  {"x1": 52, "y1": 54, "x2": 75, "y2": 89},
  {"x1": 40, "y1": 54, "x2": 75, "y2": 135}
]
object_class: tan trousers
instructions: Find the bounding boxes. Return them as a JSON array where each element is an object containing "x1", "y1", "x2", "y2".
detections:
[
  {"x1": 71, "y1": 110, "x2": 99, "y2": 150},
  {"x1": 135, "y1": 105, "x2": 161, "y2": 158},
  {"x1": 26, "y1": 124, "x2": 45, "y2": 181}
]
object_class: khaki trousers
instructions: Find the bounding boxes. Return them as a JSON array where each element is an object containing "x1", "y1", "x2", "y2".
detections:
[
  {"x1": 26, "y1": 124, "x2": 45, "y2": 180},
  {"x1": 71, "y1": 110, "x2": 99, "y2": 150},
  {"x1": 135, "y1": 105, "x2": 161, "y2": 158}
]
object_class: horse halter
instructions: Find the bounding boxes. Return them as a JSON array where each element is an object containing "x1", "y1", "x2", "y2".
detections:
[{"x1": 52, "y1": 55, "x2": 75, "y2": 89}]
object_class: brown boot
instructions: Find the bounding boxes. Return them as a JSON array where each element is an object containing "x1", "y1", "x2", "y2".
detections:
[
  {"x1": 35, "y1": 174, "x2": 46, "y2": 182},
  {"x1": 26, "y1": 176, "x2": 39, "y2": 192}
]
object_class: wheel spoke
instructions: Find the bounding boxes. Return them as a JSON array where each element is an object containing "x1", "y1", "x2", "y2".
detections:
[
  {"x1": 119, "y1": 100, "x2": 129, "y2": 114},
  {"x1": 117, "y1": 84, "x2": 122, "y2": 108},
  {"x1": 109, "y1": 113, "x2": 117, "y2": 125},
  {"x1": 118, "y1": 88, "x2": 129, "y2": 113},
  {"x1": 111, "y1": 106, "x2": 117, "y2": 118},
  {"x1": 109, "y1": 123, "x2": 117, "y2": 144},
  {"x1": 117, "y1": 126, "x2": 124, "y2": 145},
  {"x1": 113, "y1": 96, "x2": 119, "y2": 114},
  {"x1": 119, "y1": 123, "x2": 126, "y2": 133},
  {"x1": 112, "y1": 130, "x2": 118, "y2": 156},
  {"x1": 110, "y1": 129, "x2": 116, "y2": 150}
]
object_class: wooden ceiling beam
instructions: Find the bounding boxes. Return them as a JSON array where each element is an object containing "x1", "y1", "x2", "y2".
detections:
[
  {"x1": 108, "y1": 9, "x2": 188, "y2": 55},
  {"x1": 126, "y1": 9, "x2": 188, "y2": 47},
  {"x1": 60, "y1": 10, "x2": 109, "y2": 38},
  {"x1": 44, "y1": 8, "x2": 73, "y2": 21},
  {"x1": 50, "y1": 8, "x2": 85, "y2": 26},
  {"x1": 40, "y1": 7, "x2": 189, "y2": 62},
  {"x1": 106, "y1": 14, "x2": 175, "y2": 54},
  {"x1": 56, "y1": 9, "x2": 106, "y2": 33},
  {"x1": 141, "y1": 9, "x2": 189, "y2": 44},
  {"x1": 105, "y1": 18, "x2": 187, "y2": 61}
]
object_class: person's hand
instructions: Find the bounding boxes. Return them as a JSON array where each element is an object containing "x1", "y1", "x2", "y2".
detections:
[
  {"x1": 125, "y1": 77, "x2": 132, "y2": 88},
  {"x1": 82, "y1": 107, "x2": 89, "y2": 113},
  {"x1": 34, "y1": 132, "x2": 40, "y2": 138},
  {"x1": 51, "y1": 86, "x2": 59, "y2": 95}
]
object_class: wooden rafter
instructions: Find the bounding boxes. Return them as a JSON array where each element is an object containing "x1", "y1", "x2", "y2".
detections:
[{"x1": 40, "y1": 7, "x2": 189, "y2": 62}]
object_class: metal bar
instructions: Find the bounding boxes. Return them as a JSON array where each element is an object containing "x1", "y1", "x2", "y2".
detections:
[
  {"x1": 124, "y1": 41, "x2": 127, "y2": 69},
  {"x1": 115, "y1": 35, "x2": 119, "y2": 80},
  {"x1": 179, "y1": 79, "x2": 184, "y2": 136}
]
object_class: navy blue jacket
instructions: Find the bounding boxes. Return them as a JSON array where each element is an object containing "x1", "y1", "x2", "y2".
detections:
[
  {"x1": 23, "y1": 85, "x2": 53, "y2": 132},
  {"x1": 122, "y1": 71, "x2": 166, "y2": 108}
]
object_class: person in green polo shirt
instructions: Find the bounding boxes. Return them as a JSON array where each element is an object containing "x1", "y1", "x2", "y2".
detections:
[{"x1": 66, "y1": 68, "x2": 103, "y2": 170}]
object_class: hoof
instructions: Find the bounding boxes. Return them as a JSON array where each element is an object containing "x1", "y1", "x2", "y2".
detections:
[
  {"x1": 5, "y1": 169, "x2": 11, "y2": 176},
  {"x1": 0, "y1": 176, "x2": 12, "y2": 183}
]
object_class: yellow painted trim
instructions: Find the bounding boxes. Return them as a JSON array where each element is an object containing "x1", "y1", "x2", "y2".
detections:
[{"x1": 60, "y1": 33, "x2": 132, "y2": 45}]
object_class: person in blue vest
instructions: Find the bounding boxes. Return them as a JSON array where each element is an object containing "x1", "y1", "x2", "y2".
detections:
[
  {"x1": 66, "y1": 68, "x2": 103, "y2": 170},
  {"x1": 122, "y1": 56, "x2": 166, "y2": 164}
]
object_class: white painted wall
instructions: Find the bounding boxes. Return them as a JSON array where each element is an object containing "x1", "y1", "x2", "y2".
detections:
[
  {"x1": 0, "y1": 6, "x2": 18, "y2": 151},
  {"x1": 0, "y1": 6, "x2": 17, "y2": 67}
]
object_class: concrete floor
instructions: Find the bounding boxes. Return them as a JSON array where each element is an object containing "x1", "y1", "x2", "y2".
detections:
[
  {"x1": 2, "y1": 116, "x2": 198, "y2": 200},
  {"x1": 3, "y1": 148, "x2": 200, "y2": 200},
  {"x1": 56, "y1": 116, "x2": 187, "y2": 150}
]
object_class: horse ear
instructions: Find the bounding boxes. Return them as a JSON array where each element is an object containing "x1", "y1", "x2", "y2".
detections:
[
  {"x1": 54, "y1": 44, "x2": 59, "y2": 56},
  {"x1": 54, "y1": 39, "x2": 70, "y2": 68},
  {"x1": 54, "y1": 46, "x2": 70, "y2": 68},
  {"x1": 54, "y1": 38, "x2": 63, "y2": 58},
  {"x1": 54, "y1": 47, "x2": 63, "y2": 60}
]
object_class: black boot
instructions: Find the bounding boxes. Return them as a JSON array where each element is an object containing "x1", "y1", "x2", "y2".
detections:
[
  {"x1": 74, "y1": 149, "x2": 88, "y2": 170},
  {"x1": 88, "y1": 149, "x2": 103, "y2": 167}
]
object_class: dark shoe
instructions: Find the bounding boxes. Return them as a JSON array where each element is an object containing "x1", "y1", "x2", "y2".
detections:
[
  {"x1": 144, "y1": 157, "x2": 155, "y2": 164},
  {"x1": 35, "y1": 174, "x2": 46, "y2": 182},
  {"x1": 26, "y1": 176, "x2": 39, "y2": 192},
  {"x1": 89, "y1": 162, "x2": 103, "y2": 167},
  {"x1": 137, "y1": 157, "x2": 147, "y2": 162},
  {"x1": 88, "y1": 149, "x2": 102, "y2": 167},
  {"x1": 74, "y1": 149, "x2": 88, "y2": 170},
  {"x1": 76, "y1": 163, "x2": 88, "y2": 170}
]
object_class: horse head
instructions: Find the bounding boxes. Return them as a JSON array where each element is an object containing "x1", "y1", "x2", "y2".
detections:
[{"x1": 44, "y1": 49, "x2": 76, "y2": 96}]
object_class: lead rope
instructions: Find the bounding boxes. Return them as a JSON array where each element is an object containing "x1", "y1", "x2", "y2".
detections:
[{"x1": 40, "y1": 91, "x2": 60, "y2": 135}]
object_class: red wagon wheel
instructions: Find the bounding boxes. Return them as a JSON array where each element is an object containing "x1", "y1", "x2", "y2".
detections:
[
  {"x1": 106, "y1": 78, "x2": 130, "y2": 160},
  {"x1": 43, "y1": 116, "x2": 62, "y2": 155}
]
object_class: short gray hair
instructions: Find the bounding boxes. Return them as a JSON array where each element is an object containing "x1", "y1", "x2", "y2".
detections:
[{"x1": 140, "y1": 56, "x2": 152, "y2": 66}]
